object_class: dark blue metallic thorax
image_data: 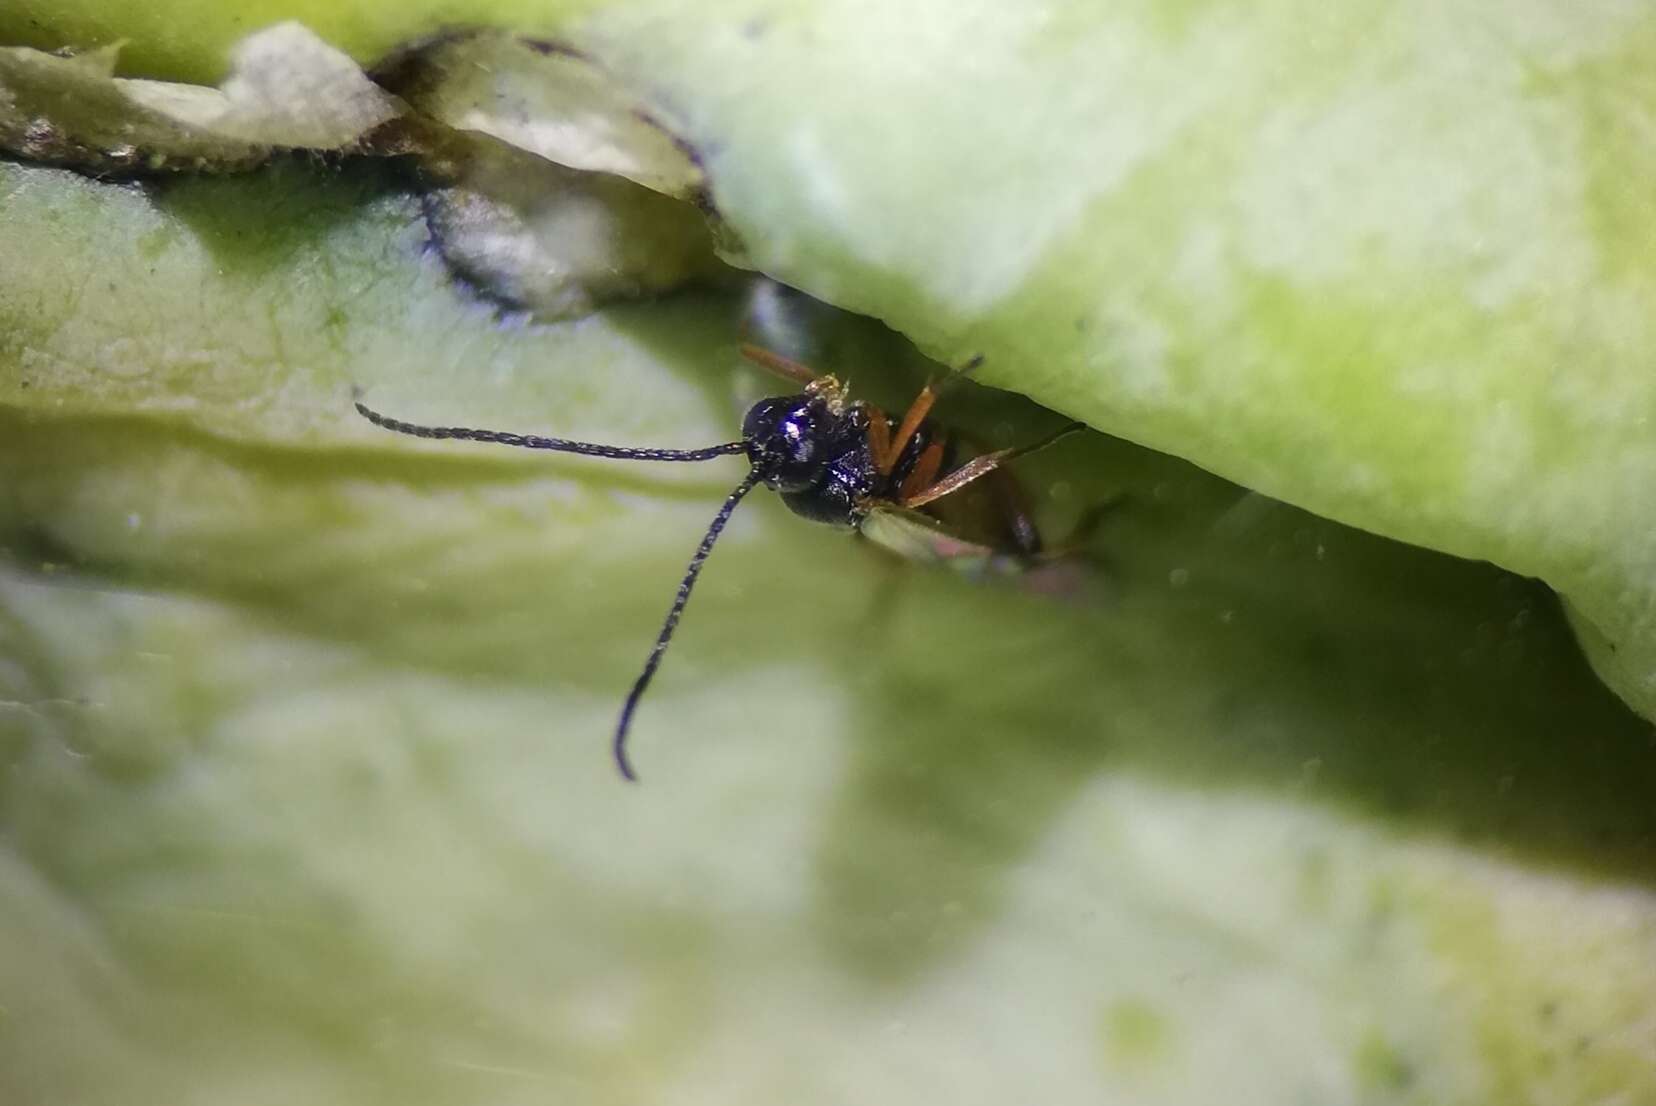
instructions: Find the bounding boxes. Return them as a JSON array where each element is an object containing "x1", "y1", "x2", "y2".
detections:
[
  {"x1": 744, "y1": 392, "x2": 945, "y2": 529},
  {"x1": 777, "y1": 405, "x2": 879, "y2": 527}
]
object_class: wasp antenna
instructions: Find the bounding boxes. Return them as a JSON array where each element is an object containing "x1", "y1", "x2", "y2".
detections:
[
  {"x1": 614, "y1": 469, "x2": 763, "y2": 782},
  {"x1": 353, "y1": 398, "x2": 749, "y2": 463}
]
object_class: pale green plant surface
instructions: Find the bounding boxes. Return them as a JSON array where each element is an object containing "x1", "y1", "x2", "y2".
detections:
[
  {"x1": 15, "y1": 0, "x2": 1652, "y2": 720},
  {"x1": 3, "y1": 3, "x2": 1656, "y2": 1103}
]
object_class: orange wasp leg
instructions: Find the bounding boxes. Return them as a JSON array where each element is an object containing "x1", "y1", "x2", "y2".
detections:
[
  {"x1": 866, "y1": 407, "x2": 894, "y2": 471},
  {"x1": 950, "y1": 427, "x2": 1043, "y2": 555},
  {"x1": 897, "y1": 441, "x2": 946, "y2": 503},
  {"x1": 876, "y1": 353, "x2": 983, "y2": 473},
  {"x1": 879, "y1": 382, "x2": 940, "y2": 475},
  {"x1": 899, "y1": 422, "x2": 1086, "y2": 510},
  {"x1": 739, "y1": 343, "x2": 821, "y2": 388}
]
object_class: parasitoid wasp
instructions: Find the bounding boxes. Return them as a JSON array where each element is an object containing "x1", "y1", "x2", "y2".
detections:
[{"x1": 354, "y1": 344, "x2": 1086, "y2": 780}]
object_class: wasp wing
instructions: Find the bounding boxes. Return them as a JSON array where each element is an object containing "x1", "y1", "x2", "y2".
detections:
[
  {"x1": 860, "y1": 505, "x2": 1104, "y2": 601},
  {"x1": 858, "y1": 505, "x2": 1022, "y2": 578}
]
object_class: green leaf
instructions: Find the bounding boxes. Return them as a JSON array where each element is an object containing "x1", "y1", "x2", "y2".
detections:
[
  {"x1": 3, "y1": 4, "x2": 1656, "y2": 1103},
  {"x1": 569, "y1": 2, "x2": 1656, "y2": 724},
  {"x1": 379, "y1": 29, "x2": 706, "y2": 202},
  {"x1": 0, "y1": 26, "x2": 402, "y2": 171},
  {"x1": 14, "y1": 1, "x2": 1650, "y2": 720},
  {"x1": 4, "y1": 151, "x2": 1655, "y2": 1106}
]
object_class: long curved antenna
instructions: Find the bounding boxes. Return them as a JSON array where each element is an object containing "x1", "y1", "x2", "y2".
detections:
[
  {"x1": 615, "y1": 469, "x2": 763, "y2": 781},
  {"x1": 354, "y1": 396, "x2": 748, "y2": 463}
]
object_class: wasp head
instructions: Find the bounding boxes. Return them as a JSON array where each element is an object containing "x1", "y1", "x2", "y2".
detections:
[{"x1": 741, "y1": 392, "x2": 840, "y2": 493}]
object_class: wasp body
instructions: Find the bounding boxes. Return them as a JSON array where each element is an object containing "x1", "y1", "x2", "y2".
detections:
[{"x1": 355, "y1": 344, "x2": 1082, "y2": 779}]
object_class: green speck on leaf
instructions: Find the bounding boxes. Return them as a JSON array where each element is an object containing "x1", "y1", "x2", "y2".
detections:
[
  {"x1": 1100, "y1": 997, "x2": 1171, "y2": 1070},
  {"x1": 1354, "y1": 1030, "x2": 1413, "y2": 1093}
]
